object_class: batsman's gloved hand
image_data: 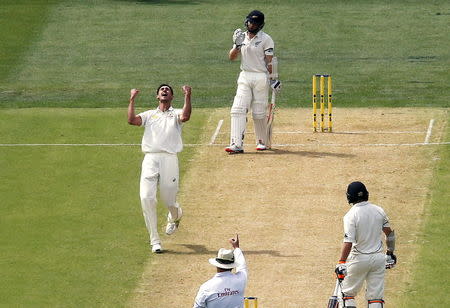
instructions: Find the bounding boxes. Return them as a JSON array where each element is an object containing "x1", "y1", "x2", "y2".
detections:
[
  {"x1": 232, "y1": 28, "x2": 245, "y2": 49},
  {"x1": 270, "y1": 79, "x2": 282, "y2": 93},
  {"x1": 335, "y1": 261, "x2": 347, "y2": 281},
  {"x1": 385, "y1": 252, "x2": 397, "y2": 269}
]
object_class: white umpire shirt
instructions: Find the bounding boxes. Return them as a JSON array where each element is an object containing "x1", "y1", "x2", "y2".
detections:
[
  {"x1": 193, "y1": 248, "x2": 248, "y2": 308},
  {"x1": 240, "y1": 31, "x2": 274, "y2": 73},
  {"x1": 138, "y1": 107, "x2": 183, "y2": 154},
  {"x1": 343, "y1": 201, "x2": 390, "y2": 254}
]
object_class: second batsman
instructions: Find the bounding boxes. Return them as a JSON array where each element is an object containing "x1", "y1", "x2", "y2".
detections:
[{"x1": 226, "y1": 10, "x2": 281, "y2": 154}]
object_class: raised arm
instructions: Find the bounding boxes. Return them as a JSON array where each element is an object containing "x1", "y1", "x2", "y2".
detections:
[
  {"x1": 229, "y1": 234, "x2": 247, "y2": 275},
  {"x1": 179, "y1": 85, "x2": 192, "y2": 122},
  {"x1": 128, "y1": 88, "x2": 142, "y2": 126}
]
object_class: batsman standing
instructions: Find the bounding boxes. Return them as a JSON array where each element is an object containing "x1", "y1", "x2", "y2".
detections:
[
  {"x1": 226, "y1": 10, "x2": 281, "y2": 154},
  {"x1": 128, "y1": 84, "x2": 192, "y2": 253},
  {"x1": 335, "y1": 182, "x2": 397, "y2": 307}
]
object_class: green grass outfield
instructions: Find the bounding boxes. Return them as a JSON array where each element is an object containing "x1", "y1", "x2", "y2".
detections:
[
  {"x1": 0, "y1": 108, "x2": 208, "y2": 307},
  {"x1": 0, "y1": 0, "x2": 449, "y2": 306},
  {"x1": 1, "y1": 0, "x2": 449, "y2": 108}
]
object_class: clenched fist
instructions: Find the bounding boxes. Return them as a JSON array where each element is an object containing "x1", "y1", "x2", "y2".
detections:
[
  {"x1": 130, "y1": 88, "x2": 140, "y2": 100},
  {"x1": 182, "y1": 85, "x2": 191, "y2": 96}
]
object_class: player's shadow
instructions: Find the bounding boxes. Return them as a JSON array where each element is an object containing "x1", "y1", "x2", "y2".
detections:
[
  {"x1": 164, "y1": 244, "x2": 301, "y2": 258},
  {"x1": 250, "y1": 148, "x2": 355, "y2": 158}
]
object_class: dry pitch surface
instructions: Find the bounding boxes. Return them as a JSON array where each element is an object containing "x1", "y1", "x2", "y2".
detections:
[{"x1": 128, "y1": 107, "x2": 448, "y2": 307}]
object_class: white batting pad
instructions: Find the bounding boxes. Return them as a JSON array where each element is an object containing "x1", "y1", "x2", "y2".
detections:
[
  {"x1": 253, "y1": 117, "x2": 267, "y2": 145},
  {"x1": 230, "y1": 114, "x2": 246, "y2": 147}
]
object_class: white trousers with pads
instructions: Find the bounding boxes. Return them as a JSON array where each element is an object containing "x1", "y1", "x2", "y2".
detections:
[
  {"x1": 342, "y1": 252, "x2": 386, "y2": 301},
  {"x1": 230, "y1": 71, "x2": 270, "y2": 147}
]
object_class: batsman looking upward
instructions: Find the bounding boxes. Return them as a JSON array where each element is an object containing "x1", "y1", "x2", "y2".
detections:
[
  {"x1": 334, "y1": 182, "x2": 397, "y2": 308},
  {"x1": 128, "y1": 84, "x2": 192, "y2": 254},
  {"x1": 226, "y1": 10, "x2": 282, "y2": 154}
]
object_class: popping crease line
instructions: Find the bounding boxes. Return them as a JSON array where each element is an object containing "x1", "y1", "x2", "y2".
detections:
[
  {"x1": 209, "y1": 119, "x2": 224, "y2": 145},
  {"x1": 1, "y1": 142, "x2": 449, "y2": 147},
  {"x1": 216, "y1": 130, "x2": 426, "y2": 135},
  {"x1": 1, "y1": 118, "x2": 446, "y2": 147},
  {"x1": 424, "y1": 119, "x2": 435, "y2": 144}
]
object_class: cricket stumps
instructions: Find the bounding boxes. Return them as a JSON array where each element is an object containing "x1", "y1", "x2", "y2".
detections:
[{"x1": 312, "y1": 74, "x2": 332, "y2": 132}]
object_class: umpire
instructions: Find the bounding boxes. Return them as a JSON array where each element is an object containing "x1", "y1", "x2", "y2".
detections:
[
  {"x1": 335, "y1": 182, "x2": 397, "y2": 308},
  {"x1": 193, "y1": 235, "x2": 247, "y2": 307}
]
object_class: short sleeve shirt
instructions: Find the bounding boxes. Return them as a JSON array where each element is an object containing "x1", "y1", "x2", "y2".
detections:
[
  {"x1": 240, "y1": 31, "x2": 274, "y2": 73},
  {"x1": 138, "y1": 107, "x2": 183, "y2": 154},
  {"x1": 343, "y1": 201, "x2": 390, "y2": 254},
  {"x1": 193, "y1": 248, "x2": 248, "y2": 308}
]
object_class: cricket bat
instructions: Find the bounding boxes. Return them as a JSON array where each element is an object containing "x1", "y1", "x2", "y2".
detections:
[
  {"x1": 266, "y1": 56, "x2": 278, "y2": 149},
  {"x1": 326, "y1": 279, "x2": 341, "y2": 308}
]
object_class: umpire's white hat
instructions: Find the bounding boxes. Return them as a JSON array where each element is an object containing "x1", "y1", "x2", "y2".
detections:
[{"x1": 208, "y1": 248, "x2": 236, "y2": 269}]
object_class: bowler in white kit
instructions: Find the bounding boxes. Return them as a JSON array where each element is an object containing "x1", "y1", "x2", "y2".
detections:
[{"x1": 128, "y1": 84, "x2": 192, "y2": 253}]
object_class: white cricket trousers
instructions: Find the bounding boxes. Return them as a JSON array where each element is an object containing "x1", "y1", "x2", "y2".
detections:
[
  {"x1": 140, "y1": 152, "x2": 181, "y2": 245},
  {"x1": 230, "y1": 71, "x2": 270, "y2": 147},
  {"x1": 342, "y1": 253, "x2": 386, "y2": 302}
]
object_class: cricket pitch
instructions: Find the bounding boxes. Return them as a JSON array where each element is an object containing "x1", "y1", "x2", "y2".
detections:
[{"x1": 128, "y1": 107, "x2": 448, "y2": 307}]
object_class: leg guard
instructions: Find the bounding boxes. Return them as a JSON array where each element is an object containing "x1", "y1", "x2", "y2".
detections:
[
  {"x1": 253, "y1": 117, "x2": 267, "y2": 145},
  {"x1": 368, "y1": 299, "x2": 384, "y2": 307},
  {"x1": 252, "y1": 99, "x2": 268, "y2": 145},
  {"x1": 230, "y1": 73, "x2": 252, "y2": 147},
  {"x1": 343, "y1": 296, "x2": 356, "y2": 308},
  {"x1": 230, "y1": 113, "x2": 247, "y2": 147}
]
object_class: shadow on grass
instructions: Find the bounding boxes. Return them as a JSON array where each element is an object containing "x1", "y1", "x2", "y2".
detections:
[{"x1": 164, "y1": 244, "x2": 302, "y2": 258}]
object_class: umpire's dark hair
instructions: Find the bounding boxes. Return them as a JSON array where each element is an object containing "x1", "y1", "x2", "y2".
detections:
[
  {"x1": 156, "y1": 84, "x2": 173, "y2": 95},
  {"x1": 346, "y1": 181, "x2": 369, "y2": 204}
]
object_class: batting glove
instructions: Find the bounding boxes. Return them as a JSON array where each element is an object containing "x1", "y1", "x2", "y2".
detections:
[
  {"x1": 270, "y1": 79, "x2": 282, "y2": 93},
  {"x1": 385, "y1": 252, "x2": 397, "y2": 269},
  {"x1": 335, "y1": 261, "x2": 347, "y2": 280},
  {"x1": 232, "y1": 28, "x2": 245, "y2": 49}
]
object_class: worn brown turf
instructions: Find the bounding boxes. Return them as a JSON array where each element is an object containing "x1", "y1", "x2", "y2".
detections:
[{"x1": 128, "y1": 108, "x2": 447, "y2": 307}]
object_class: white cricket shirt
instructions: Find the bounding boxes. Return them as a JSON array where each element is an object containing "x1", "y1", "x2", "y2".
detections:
[
  {"x1": 343, "y1": 201, "x2": 390, "y2": 254},
  {"x1": 240, "y1": 31, "x2": 274, "y2": 73},
  {"x1": 138, "y1": 107, "x2": 183, "y2": 154},
  {"x1": 193, "y1": 248, "x2": 248, "y2": 308}
]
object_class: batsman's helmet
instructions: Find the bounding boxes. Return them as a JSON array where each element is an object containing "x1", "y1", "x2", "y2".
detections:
[
  {"x1": 346, "y1": 181, "x2": 369, "y2": 204},
  {"x1": 245, "y1": 10, "x2": 265, "y2": 34}
]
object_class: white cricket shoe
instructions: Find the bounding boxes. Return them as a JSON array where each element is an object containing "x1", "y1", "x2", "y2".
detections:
[
  {"x1": 256, "y1": 143, "x2": 267, "y2": 151},
  {"x1": 225, "y1": 144, "x2": 244, "y2": 154},
  {"x1": 152, "y1": 243, "x2": 163, "y2": 254},
  {"x1": 166, "y1": 207, "x2": 183, "y2": 235}
]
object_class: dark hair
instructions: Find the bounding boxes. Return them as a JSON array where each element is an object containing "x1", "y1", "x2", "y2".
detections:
[{"x1": 156, "y1": 84, "x2": 173, "y2": 95}]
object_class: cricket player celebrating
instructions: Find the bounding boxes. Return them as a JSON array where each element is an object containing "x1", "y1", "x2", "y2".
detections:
[
  {"x1": 128, "y1": 84, "x2": 192, "y2": 253},
  {"x1": 226, "y1": 10, "x2": 282, "y2": 154},
  {"x1": 335, "y1": 182, "x2": 397, "y2": 307}
]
